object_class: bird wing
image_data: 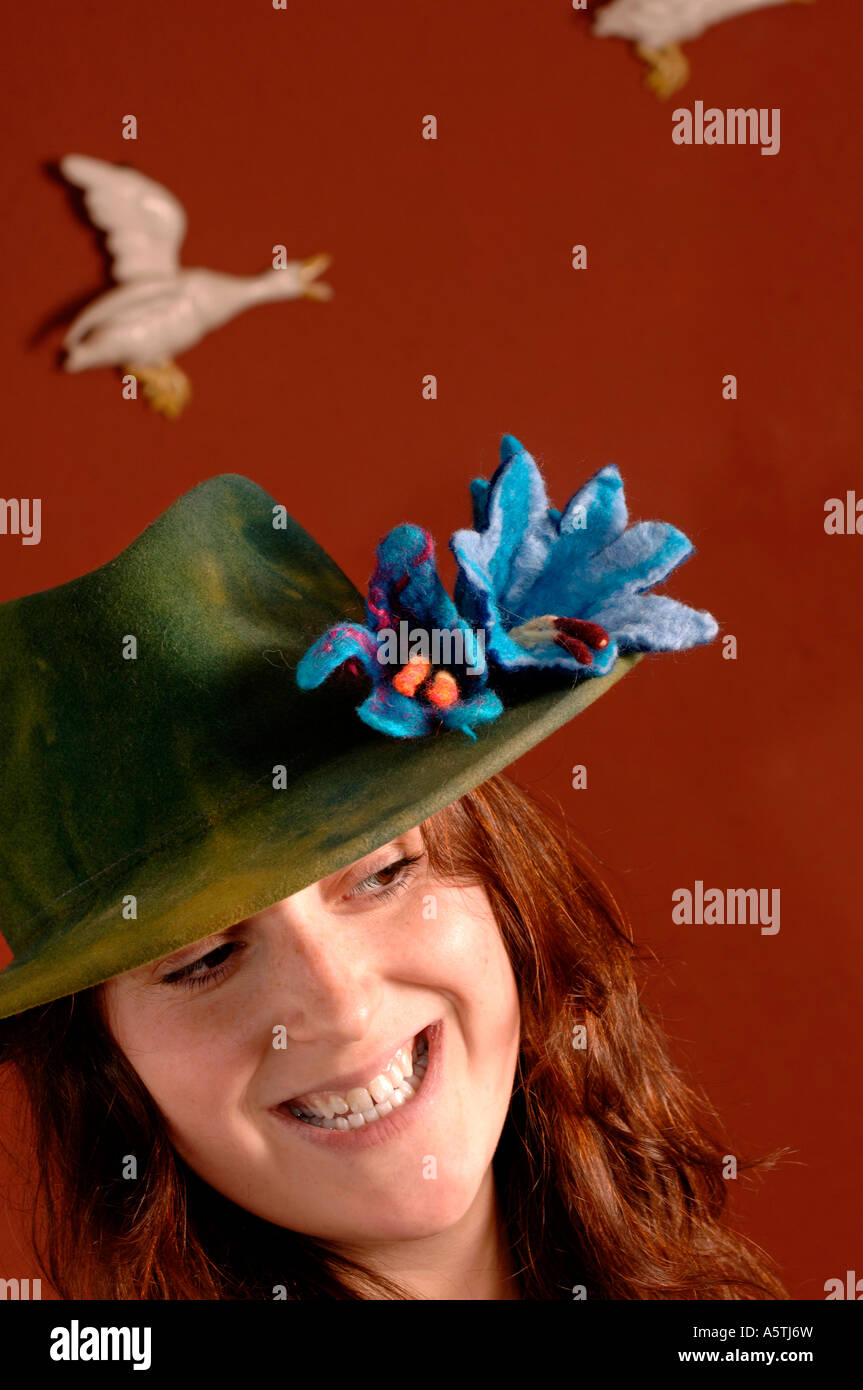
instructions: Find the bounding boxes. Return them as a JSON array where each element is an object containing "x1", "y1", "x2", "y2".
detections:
[
  {"x1": 60, "y1": 154, "x2": 188, "y2": 282},
  {"x1": 63, "y1": 280, "x2": 191, "y2": 348}
]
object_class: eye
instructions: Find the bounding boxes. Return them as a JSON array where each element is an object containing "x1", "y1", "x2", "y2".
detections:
[
  {"x1": 345, "y1": 854, "x2": 422, "y2": 902},
  {"x1": 161, "y1": 940, "x2": 243, "y2": 990}
]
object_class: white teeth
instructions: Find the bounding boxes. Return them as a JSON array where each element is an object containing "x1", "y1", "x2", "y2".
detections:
[
  {"x1": 285, "y1": 1030, "x2": 430, "y2": 1129},
  {"x1": 369, "y1": 1074, "x2": 395, "y2": 1104},
  {"x1": 345, "y1": 1087, "x2": 375, "y2": 1113},
  {"x1": 302, "y1": 1093, "x2": 347, "y2": 1119}
]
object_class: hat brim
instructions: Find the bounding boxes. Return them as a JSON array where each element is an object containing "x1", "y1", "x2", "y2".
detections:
[{"x1": 0, "y1": 654, "x2": 640, "y2": 1019}]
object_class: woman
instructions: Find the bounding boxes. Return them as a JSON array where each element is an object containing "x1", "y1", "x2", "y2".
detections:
[
  {"x1": 0, "y1": 436, "x2": 786, "y2": 1298},
  {"x1": 2, "y1": 775, "x2": 787, "y2": 1300}
]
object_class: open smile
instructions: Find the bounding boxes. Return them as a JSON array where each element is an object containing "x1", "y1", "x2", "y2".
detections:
[{"x1": 270, "y1": 1020, "x2": 442, "y2": 1149}]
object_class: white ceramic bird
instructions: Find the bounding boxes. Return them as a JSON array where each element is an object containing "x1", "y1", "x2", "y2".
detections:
[
  {"x1": 591, "y1": 0, "x2": 815, "y2": 98},
  {"x1": 59, "y1": 154, "x2": 332, "y2": 418}
]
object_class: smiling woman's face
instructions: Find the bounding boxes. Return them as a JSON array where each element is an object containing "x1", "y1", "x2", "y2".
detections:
[{"x1": 102, "y1": 826, "x2": 521, "y2": 1247}]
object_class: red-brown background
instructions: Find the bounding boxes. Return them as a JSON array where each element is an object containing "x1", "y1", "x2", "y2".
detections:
[{"x1": 1, "y1": 0, "x2": 860, "y2": 1298}]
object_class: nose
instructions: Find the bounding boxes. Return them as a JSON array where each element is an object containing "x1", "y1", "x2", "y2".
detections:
[{"x1": 259, "y1": 891, "x2": 383, "y2": 1045}]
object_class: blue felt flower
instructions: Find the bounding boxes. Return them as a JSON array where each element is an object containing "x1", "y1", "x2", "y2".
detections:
[
  {"x1": 297, "y1": 523, "x2": 503, "y2": 740},
  {"x1": 450, "y1": 435, "x2": 719, "y2": 675}
]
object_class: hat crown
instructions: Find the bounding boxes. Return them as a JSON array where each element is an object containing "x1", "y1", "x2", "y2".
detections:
[{"x1": 0, "y1": 473, "x2": 362, "y2": 982}]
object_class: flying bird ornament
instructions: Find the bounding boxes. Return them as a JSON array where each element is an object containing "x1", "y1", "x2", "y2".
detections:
[
  {"x1": 58, "y1": 154, "x2": 332, "y2": 418},
  {"x1": 590, "y1": 0, "x2": 815, "y2": 99}
]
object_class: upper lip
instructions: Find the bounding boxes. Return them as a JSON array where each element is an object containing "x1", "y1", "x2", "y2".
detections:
[{"x1": 277, "y1": 1027, "x2": 426, "y2": 1105}]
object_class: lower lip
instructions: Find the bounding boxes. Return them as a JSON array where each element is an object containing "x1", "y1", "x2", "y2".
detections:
[{"x1": 269, "y1": 1020, "x2": 443, "y2": 1152}]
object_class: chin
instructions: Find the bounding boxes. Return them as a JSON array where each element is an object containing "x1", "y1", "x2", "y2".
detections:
[
  {"x1": 355, "y1": 1182, "x2": 484, "y2": 1242},
  {"x1": 273, "y1": 1181, "x2": 483, "y2": 1245}
]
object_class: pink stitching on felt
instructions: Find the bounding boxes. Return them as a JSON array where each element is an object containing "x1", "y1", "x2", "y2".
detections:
[{"x1": 412, "y1": 531, "x2": 434, "y2": 566}]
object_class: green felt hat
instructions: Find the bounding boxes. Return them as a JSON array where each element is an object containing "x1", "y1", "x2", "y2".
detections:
[{"x1": 0, "y1": 470, "x2": 646, "y2": 1020}]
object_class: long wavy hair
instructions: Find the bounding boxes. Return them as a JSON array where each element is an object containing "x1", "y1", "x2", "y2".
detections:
[{"x1": 0, "y1": 773, "x2": 787, "y2": 1299}]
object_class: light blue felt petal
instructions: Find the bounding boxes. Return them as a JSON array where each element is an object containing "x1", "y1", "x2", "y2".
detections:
[
  {"x1": 530, "y1": 637, "x2": 618, "y2": 677},
  {"x1": 451, "y1": 529, "x2": 493, "y2": 616},
  {"x1": 356, "y1": 683, "x2": 434, "y2": 738},
  {"x1": 296, "y1": 624, "x2": 379, "y2": 688},
  {"x1": 486, "y1": 624, "x2": 553, "y2": 669},
  {"x1": 562, "y1": 464, "x2": 627, "y2": 543},
  {"x1": 513, "y1": 465, "x2": 630, "y2": 617},
  {"x1": 455, "y1": 448, "x2": 556, "y2": 609},
  {"x1": 575, "y1": 639, "x2": 619, "y2": 677},
  {"x1": 488, "y1": 625, "x2": 620, "y2": 675},
  {"x1": 513, "y1": 534, "x2": 598, "y2": 618},
  {"x1": 451, "y1": 542, "x2": 526, "y2": 666},
  {"x1": 592, "y1": 521, "x2": 694, "y2": 594},
  {"x1": 591, "y1": 593, "x2": 719, "y2": 651},
  {"x1": 517, "y1": 519, "x2": 695, "y2": 620}
]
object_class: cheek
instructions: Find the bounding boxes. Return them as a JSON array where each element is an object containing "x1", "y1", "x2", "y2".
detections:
[
  {"x1": 104, "y1": 989, "x2": 258, "y2": 1146},
  {"x1": 418, "y1": 880, "x2": 515, "y2": 980},
  {"x1": 415, "y1": 883, "x2": 521, "y2": 1063}
]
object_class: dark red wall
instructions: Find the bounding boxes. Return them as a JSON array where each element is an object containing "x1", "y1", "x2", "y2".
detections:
[{"x1": 1, "y1": 0, "x2": 860, "y2": 1297}]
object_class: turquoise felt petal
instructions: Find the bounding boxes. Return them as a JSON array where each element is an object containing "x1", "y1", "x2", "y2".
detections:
[
  {"x1": 369, "y1": 524, "x2": 464, "y2": 633},
  {"x1": 441, "y1": 687, "x2": 505, "y2": 739},
  {"x1": 301, "y1": 520, "x2": 496, "y2": 738},
  {"x1": 296, "y1": 623, "x2": 379, "y2": 688},
  {"x1": 469, "y1": 478, "x2": 490, "y2": 531},
  {"x1": 357, "y1": 683, "x2": 433, "y2": 738}
]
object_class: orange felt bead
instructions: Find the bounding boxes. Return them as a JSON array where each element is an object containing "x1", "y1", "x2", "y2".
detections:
[
  {"x1": 426, "y1": 670, "x2": 459, "y2": 709},
  {"x1": 392, "y1": 657, "x2": 430, "y2": 697}
]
